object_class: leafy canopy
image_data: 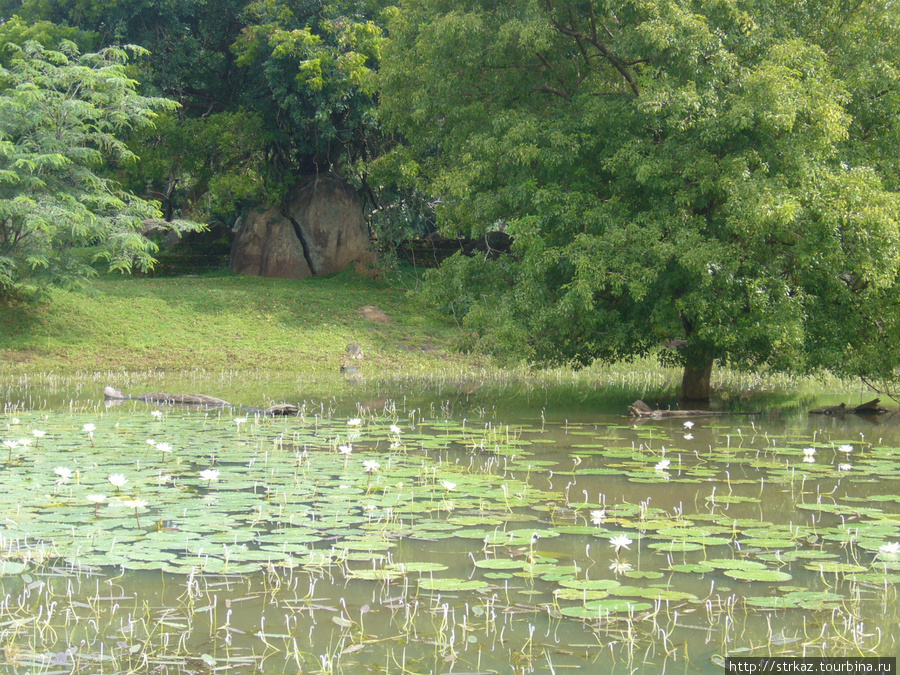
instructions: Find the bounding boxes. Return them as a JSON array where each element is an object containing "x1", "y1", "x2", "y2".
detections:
[
  {"x1": 0, "y1": 40, "x2": 199, "y2": 294},
  {"x1": 380, "y1": 0, "x2": 900, "y2": 392}
]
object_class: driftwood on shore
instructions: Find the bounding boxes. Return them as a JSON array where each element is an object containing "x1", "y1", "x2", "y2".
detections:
[
  {"x1": 809, "y1": 398, "x2": 888, "y2": 415},
  {"x1": 104, "y1": 386, "x2": 299, "y2": 416}
]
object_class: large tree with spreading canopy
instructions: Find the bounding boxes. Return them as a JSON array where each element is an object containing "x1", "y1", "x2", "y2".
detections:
[{"x1": 379, "y1": 0, "x2": 900, "y2": 399}]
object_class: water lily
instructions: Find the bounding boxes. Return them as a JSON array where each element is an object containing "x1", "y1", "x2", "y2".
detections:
[
  {"x1": 108, "y1": 474, "x2": 128, "y2": 491},
  {"x1": 121, "y1": 498, "x2": 148, "y2": 528},
  {"x1": 838, "y1": 463, "x2": 852, "y2": 471},
  {"x1": 83, "y1": 423, "x2": 96, "y2": 446},
  {"x1": 348, "y1": 418, "x2": 362, "y2": 427},
  {"x1": 610, "y1": 534, "x2": 633, "y2": 553},
  {"x1": 156, "y1": 442, "x2": 173, "y2": 460},
  {"x1": 683, "y1": 421, "x2": 694, "y2": 429},
  {"x1": 339, "y1": 444, "x2": 353, "y2": 455},
  {"x1": 32, "y1": 429, "x2": 46, "y2": 445},
  {"x1": 683, "y1": 433, "x2": 694, "y2": 440},
  {"x1": 54, "y1": 466, "x2": 73, "y2": 483},
  {"x1": 390, "y1": 424, "x2": 402, "y2": 435},
  {"x1": 590, "y1": 509, "x2": 606, "y2": 525},
  {"x1": 200, "y1": 469, "x2": 220, "y2": 487},
  {"x1": 234, "y1": 417, "x2": 247, "y2": 431},
  {"x1": 654, "y1": 459, "x2": 671, "y2": 472},
  {"x1": 609, "y1": 561, "x2": 633, "y2": 575},
  {"x1": 441, "y1": 480, "x2": 457, "y2": 491},
  {"x1": 363, "y1": 459, "x2": 380, "y2": 473},
  {"x1": 878, "y1": 542, "x2": 900, "y2": 556},
  {"x1": 838, "y1": 444, "x2": 853, "y2": 453},
  {"x1": 3, "y1": 439, "x2": 19, "y2": 461},
  {"x1": 151, "y1": 410, "x2": 163, "y2": 419},
  {"x1": 146, "y1": 439, "x2": 156, "y2": 447},
  {"x1": 86, "y1": 493, "x2": 106, "y2": 517}
]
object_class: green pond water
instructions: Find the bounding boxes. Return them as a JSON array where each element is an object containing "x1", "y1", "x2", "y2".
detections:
[{"x1": 1, "y1": 379, "x2": 899, "y2": 673}]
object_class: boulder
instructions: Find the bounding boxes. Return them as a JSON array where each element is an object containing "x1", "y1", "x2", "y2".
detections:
[
  {"x1": 285, "y1": 174, "x2": 376, "y2": 276},
  {"x1": 230, "y1": 206, "x2": 313, "y2": 279}
]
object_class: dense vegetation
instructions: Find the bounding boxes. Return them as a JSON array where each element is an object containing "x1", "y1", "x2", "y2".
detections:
[{"x1": 1, "y1": 1, "x2": 899, "y2": 398}]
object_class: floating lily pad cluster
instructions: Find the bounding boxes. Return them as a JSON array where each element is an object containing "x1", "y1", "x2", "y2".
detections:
[{"x1": 1, "y1": 406, "x2": 898, "y2": 672}]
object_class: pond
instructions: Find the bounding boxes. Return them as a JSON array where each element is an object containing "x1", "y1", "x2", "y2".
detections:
[{"x1": 1, "y1": 379, "x2": 898, "y2": 673}]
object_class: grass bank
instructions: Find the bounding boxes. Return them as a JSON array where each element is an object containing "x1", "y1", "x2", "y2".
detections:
[
  {"x1": 0, "y1": 269, "x2": 859, "y2": 412},
  {"x1": 1, "y1": 270, "x2": 469, "y2": 375}
]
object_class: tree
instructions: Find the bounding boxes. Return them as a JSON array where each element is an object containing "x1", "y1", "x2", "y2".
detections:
[
  {"x1": 0, "y1": 40, "x2": 200, "y2": 295},
  {"x1": 379, "y1": 0, "x2": 900, "y2": 400},
  {"x1": 2, "y1": 0, "x2": 396, "y2": 227}
]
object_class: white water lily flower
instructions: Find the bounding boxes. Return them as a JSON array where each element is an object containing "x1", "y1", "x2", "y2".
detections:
[
  {"x1": 803, "y1": 447, "x2": 816, "y2": 457},
  {"x1": 122, "y1": 499, "x2": 148, "y2": 509},
  {"x1": 609, "y1": 561, "x2": 633, "y2": 575},
  {"x1": 838, "y1": 444, "x2": 853, "y2": 453},
  {"x1": 83, "y1": 423, "x2": 96, "y2": 433},
  {"x1": 32, "y1": 429, "x2": 46, "y2": 439},
  {"x1": 151, "y1": 410, "x2": 163, "y2": 419},
  {"x1": 683, "y1": 421, "x2": 694, "y2": 429},
  {"x1": 86, "y1": 494, "x2": 106, "y2": 504},
  {"x1": 234, "y1": 417, "x2": 247, "y2": 426},
  {"x1": 390, "y1": 424, "x2": 402, "y2": 434},
  {"x1": 683, "y1": 433, "x2": 694, "y2": 440},
  {"x1": 590, "y1": 509, "x2": 606, "y2": 525},
  {"x1": 10, "y1": 418, "x2": 19, "y2": 425},
  {"x1": 156, "y1": 442, "x2": 173, "y2": 454},
  {"x1": 200, "y1": 469, "x2": 220, "y2": 482},
  {"x1": 347, "y1": 418, "x2": 362, "y2": 427},
  {"x1": 838, "y1": 463, "x2": 852, "y2": 471},
  {"x1": 441, "y1": 480, "x2": 457, "y2": 491},
  {"x1": 54, "y1": 466, "x2": 73, "y2": 481},
  {"x1": 146, "y1": 438, "x2": 156, "y2": 446},
  {"x1": 610, "y1": 534, "x2": 633, "y2": 552},
  {"x1": 2, "y1": 440, "x2": 19, "y2": 449},
  {"x1": 363, "y1": 459, "x2": 380, "y2": 473},
  {"x1": 879, "y1": 542, "x2": 900, "y2": 556},
  {"x1": 17, "y1": 438, "x2": 32, "y2": 448},
  {"x1": 339, "y1": 444, "x2": 353, "y2": 455},
  {"x1": 108, "y1": 474, "x2": 128, "y2": 489},
  {"x1": 654, "y1": 459, "x2": 671, "y2": 472}
]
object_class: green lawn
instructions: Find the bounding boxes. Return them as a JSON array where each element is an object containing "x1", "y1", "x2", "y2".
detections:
[{"x1": 0, "y1": 270, "x2": 475, "y2": 376}]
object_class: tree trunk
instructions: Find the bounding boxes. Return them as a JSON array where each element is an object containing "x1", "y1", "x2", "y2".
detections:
[{"x1": 681, "y1": 360, "x2": 713, "y2": 401}]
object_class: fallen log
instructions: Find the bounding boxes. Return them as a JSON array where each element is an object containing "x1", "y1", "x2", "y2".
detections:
[
  {"x1": 105, "y1": 386, "x2": 230, "y2": 406},
  {"x1": 628, "y1": 400, "x2": 751, "y2": 418},
  {"x1": 809, "y1": 398, "x2": 888, "y2": 415},
  {"x1": 104, "y1": 386, "x2": 299, "y2": 416}
]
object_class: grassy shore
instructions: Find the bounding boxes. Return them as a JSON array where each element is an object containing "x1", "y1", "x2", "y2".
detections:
[
  {"x1": 1, "y1": 270, "x2": 472, "y2": 374},
  {"x1": 0, "y1": 269, "x2": 859, "y2": 411}
]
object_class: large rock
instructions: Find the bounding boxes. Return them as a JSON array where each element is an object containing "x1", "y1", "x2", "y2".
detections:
[
  {"x1": 286, "y1": 174, "x2": 376, "y2": 276},
  {"x1": 230, "y1": 174, "x2": 375, "y2": 280},
  {"x1": 230, "y1": 206, "x2": 312, "y2": 279}
]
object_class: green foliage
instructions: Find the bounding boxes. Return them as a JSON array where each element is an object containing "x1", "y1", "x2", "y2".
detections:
[
  {"x1": 0, "y1": 41, "x2": 201, "y2": 295},
  {"x1": 4, "y1": 0, "x2": 396, "y2": 226},
  {"x1": 121, "y1": 111, "x2": 273, "y2": 223},
  {"x1": 233, "y1": 0, "x2": 387, "y2": 173},
  {"x1": 382, "y1": 0, "x2": 900, "y2": 389},
  {"x1": 0, "y1": 15, "x2": 95, "y2": 60}
]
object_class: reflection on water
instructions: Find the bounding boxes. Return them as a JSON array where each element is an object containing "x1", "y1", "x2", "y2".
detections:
[{"x1": 1, "y1": 380, "x2": 898, "y2": 673}]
